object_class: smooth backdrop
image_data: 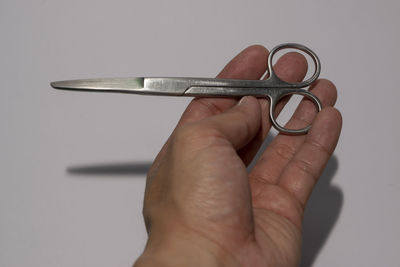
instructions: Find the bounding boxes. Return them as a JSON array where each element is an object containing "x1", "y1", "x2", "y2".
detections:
[{"x1": 1, "y1": 0, "x2": 399, "y2": 266}]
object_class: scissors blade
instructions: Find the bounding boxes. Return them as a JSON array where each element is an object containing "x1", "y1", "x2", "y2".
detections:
[{"x1": 50, "y1": 77, "x2": 192, "y2": 96}]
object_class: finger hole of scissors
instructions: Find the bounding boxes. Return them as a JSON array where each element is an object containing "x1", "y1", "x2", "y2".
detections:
[
  {"x1": 270, "y1": 91, "x2": 322, "y2": 135},
  {"x1": 267, "y1": 43, "x2": 321, "y2": 87}
]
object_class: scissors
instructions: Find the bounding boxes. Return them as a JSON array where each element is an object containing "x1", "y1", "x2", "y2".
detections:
[{"x1": 51, "y1": 43, "x2": 322, "y2": 135}]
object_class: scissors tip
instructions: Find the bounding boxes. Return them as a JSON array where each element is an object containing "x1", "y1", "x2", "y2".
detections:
[
  {"x1": 49, "y1": 77, "x2": 146, "y2": 92},
  {"x1": 50, "y1": 80, "x2": 75, "y2": 90},
  {"x1": 50, "y1": 81, "x2": 60, "y2": 89}
]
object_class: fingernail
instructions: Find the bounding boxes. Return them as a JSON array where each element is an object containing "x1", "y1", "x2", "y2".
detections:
[{"x1": 238, "y1": 96, "x2": 250, "y2": 106}]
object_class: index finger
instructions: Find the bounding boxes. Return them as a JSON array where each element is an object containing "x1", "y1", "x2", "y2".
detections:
[{"x1": 177, "y1": 45, "x2": 269, "y2": 125}]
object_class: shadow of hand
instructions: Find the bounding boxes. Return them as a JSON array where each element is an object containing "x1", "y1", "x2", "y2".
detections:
[
  {"x1": 300, "y1": 155, "x2": 343, "y2": 267},
  {"x1": 66, "y1": 154, "x2": 342, "y2": 267},
  {"x1": 67, "y1": 162, "x2": 152, "y2": 176}
]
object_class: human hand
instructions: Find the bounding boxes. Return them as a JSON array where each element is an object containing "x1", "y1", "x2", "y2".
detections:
[{"x1": 134, "y1": 45, "x2": 342, "y2": 267}]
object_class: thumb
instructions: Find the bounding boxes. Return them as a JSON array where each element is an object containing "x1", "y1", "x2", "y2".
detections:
[{"x1": 200, "y1": 96, "x2": 262, "y2": 150}]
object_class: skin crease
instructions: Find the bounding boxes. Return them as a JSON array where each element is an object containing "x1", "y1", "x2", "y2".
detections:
[{"x1": 134, "y1": 45, "x2": 342, "y2": 267}]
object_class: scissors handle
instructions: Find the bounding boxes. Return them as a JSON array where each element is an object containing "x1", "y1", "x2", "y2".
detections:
[
  {"x1": 266, "y1": 43, "x2": 321, "y2": 88},
  {"x1": 268, "y1": 88, "x2": 322, "y2": 135},
  {"x1": 264, "y1": 43, "x2": 322, "y2": 134}
]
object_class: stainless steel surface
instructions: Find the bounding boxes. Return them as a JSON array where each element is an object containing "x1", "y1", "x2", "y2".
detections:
[
  {"x1": 51, "y1": 78, "x2": 145, "y2": 93},
  {"x1": 51, "y1": 43, "x2": 322, "y2": 134}
]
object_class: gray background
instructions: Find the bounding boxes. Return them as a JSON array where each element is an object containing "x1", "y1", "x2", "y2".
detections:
[{"x1": 1, "y1": 0, "x2": 399, "y2": 266}]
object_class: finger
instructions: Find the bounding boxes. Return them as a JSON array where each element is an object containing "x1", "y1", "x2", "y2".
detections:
[
  {"x1": 195, "y1": 96, "x2": 262, "y2": 150},
  {"x1": 249, "y1": 79, "x2": 337, "y2": 185},
  {"x1": 238, "y1": 52, "x2": 308, "y2": 165},
  {"x1": 277, "y1": 107, "x2": 342, "y2": 206},
  {"x1": 249, "y1": 107, "x2": 341, "y2": 229},
  {"x1": 178, "y1": 45, "x2": 269, "y2": 125}
]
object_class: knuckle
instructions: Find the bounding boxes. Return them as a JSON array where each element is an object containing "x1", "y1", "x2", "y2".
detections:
[
  {"x1": 271, "y1": 142, "x2": 296, "y2": 161},
  {"x1": 173, "y1": 124, "x2": 199, "y2": 144},
  {"x1": 194, "y1": 98, "x2": 225, "y2": 115},
  {"x1": 311, "y1": 79, "x2": 338, "y2": 105},
  {"x1": 291, "y1": 113, "x2": 313, "y2": 127},
  {"x1": 317, "y1": 78, "x2": 336, "y2": 90},
  {"x1": 325, "y1": 106, "x2": 343, "y2": 123},
  {"x1": 292, "y1": 158, "x2": 317, "y2": 181},
  {"x1": 306, "y1": 139, "x2": 331, "y2": 156},
  {"x1": 172, "y1": 123, "x2": 220, "y2": 150},
  {"x1": 229, "y1": 109, "x2": 252, "y2": 141}
]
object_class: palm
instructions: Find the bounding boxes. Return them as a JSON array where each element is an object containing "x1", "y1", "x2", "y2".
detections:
[
  {"x1": 189, "y1": 141, "x2": 304, "y2": 267},
  {"x1": 171, "y1": 131, "x2": 305, "y2": 267}
]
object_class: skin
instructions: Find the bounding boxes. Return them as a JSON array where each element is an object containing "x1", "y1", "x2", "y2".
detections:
[{"x1": 134, "y1": 45, "x2": 342, "y2": 267}]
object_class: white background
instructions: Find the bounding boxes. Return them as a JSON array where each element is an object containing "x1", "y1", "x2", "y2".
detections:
[{"x1": 1, "y1": 0, "x2": 399, "y2": 266}]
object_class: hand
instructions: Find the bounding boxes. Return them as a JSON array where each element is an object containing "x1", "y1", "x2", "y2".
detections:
[{"x1": 134, "y1": 45, "x2": 342, "y2": 267}]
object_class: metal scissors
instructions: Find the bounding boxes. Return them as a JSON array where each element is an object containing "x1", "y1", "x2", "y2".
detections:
[{"x1": 51, "y1": 43, "x2": 322, "y2": 135}]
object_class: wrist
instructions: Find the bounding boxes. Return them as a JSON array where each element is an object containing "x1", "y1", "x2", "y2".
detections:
[
  {"x1": 134, "y1": 245, "x2": 220, "y2": 267},
  {"x1": 134, "y1": 225, "x2": 239, "y2": 267}
]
